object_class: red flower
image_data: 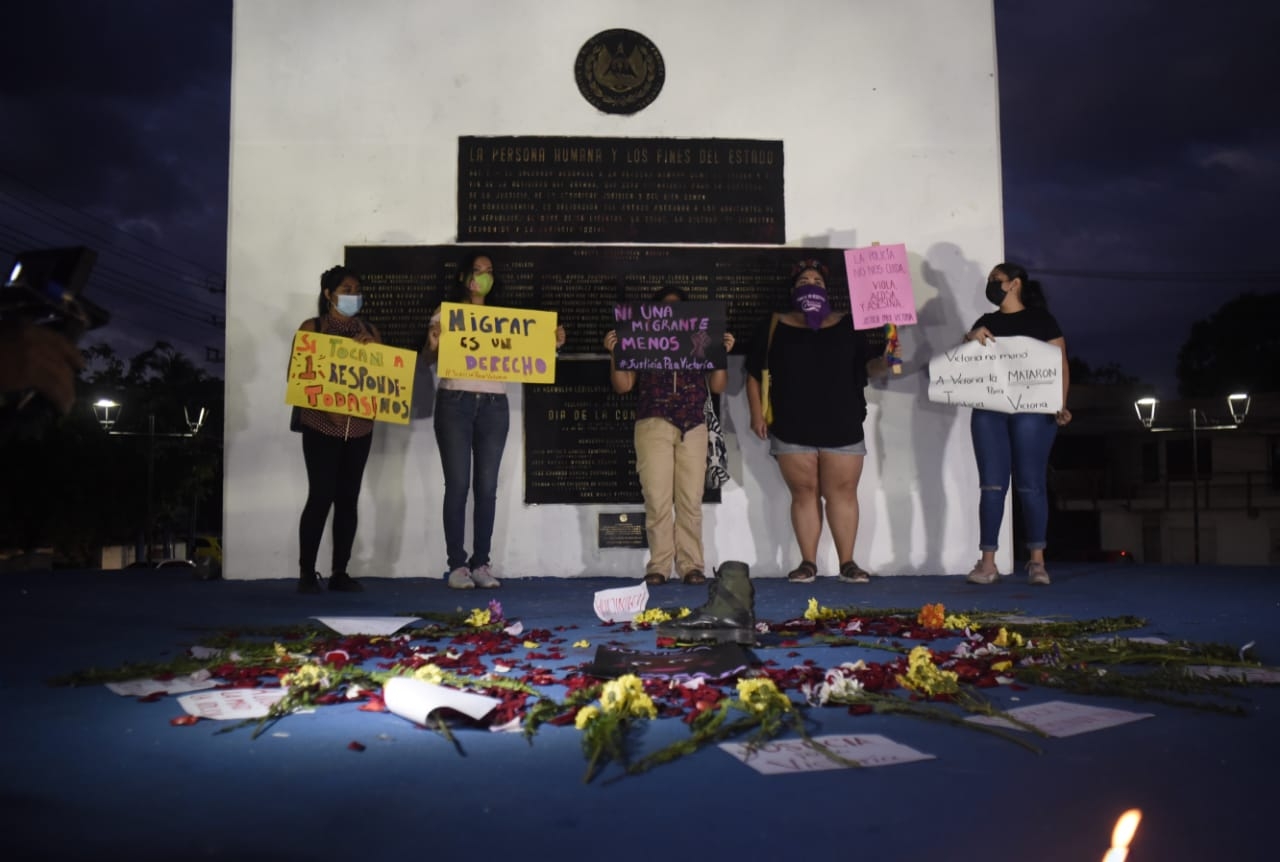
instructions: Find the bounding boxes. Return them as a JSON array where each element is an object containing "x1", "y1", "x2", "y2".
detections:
[
  {"x1": 358, "y1": 694, "x2": 387, "y2": 712},
  {"x1": 347, "y1": 741, "x2": 366, "y2": 752},
  {"x1": 169, "y1": 715, "x2": 200, "y2": 726}
]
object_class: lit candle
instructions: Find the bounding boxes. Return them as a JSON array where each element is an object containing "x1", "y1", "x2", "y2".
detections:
[{"x1": 1101, "y1": 808, "x2": 1142, "y2": 862}]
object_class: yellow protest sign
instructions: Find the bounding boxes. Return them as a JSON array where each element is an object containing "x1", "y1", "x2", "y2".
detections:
[
  {"x1": 285, "y1": 331, "x2": 417, "y2": 425},
  {"x1": 437, "y1": 301, "x2": 558, "y2": 384}
]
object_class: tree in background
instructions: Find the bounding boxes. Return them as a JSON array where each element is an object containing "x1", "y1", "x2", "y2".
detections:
[
  {"x1": 1177, "y1": 293, "x2": 1280, "y2": 398},
  {"x1": 1069, "y1": 357, "x2": 1140, "y2": 386},
  {"x1": 0, "y1": 341, "x2": 223, "y2": 566}
]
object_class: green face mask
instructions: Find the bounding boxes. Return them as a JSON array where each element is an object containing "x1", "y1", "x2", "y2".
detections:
[{"x1": 471, "y1": 272, "x2": 494, "y2": 295}]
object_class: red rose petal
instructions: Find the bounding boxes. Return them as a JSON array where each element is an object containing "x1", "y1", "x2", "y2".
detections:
[
  {"x1": 169, "y1": 715, "x2": 201, "y2": 726},
  {"x1": 347, "y1": 740, "x2": 366, "y2": 752}
]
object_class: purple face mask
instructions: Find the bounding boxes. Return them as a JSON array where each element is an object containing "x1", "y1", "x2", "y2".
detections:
[{"x1": 792, "y1": 284, "x2": 830, "y2": 330}]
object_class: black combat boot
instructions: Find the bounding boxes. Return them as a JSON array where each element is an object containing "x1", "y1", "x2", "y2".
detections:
[{"x1": 656, "y1": 561, "x2": 755, "y2": 645}]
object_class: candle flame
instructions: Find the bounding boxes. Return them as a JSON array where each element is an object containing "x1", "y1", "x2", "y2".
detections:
[{"x1": 1101, "y1": 809, "x2": 1142, "y2": 862}]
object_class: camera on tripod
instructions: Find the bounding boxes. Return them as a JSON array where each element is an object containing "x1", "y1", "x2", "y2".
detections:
[{"x1": 1, "y1": 246, "x2": 108, "y2": 339}]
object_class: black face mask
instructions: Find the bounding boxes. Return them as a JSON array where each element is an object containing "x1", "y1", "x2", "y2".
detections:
[{"x1": 985, "y1": 280, "x2": 1006, "y2": 306}]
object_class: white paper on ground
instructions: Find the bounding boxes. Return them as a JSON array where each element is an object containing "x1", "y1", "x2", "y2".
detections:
[
  {"x1": 106, "y1": 669, "x2": 217, "y2": 697},
  {"x1": 593, "y1": 583, "x2": 649, "y2": 622},
  {"x1": 1087, "y1": 635, "x2": 1170, "y2": 645},
  {"x1": 1187, "y1": 665, "x2": 1280, "y2": 683},
  {"x1": 383, "y1": 676, "x2": 500, "y2": 724},
  {"x1": 177, "y1": 688, "x2": 291, "y2": 720},
  {"x1": 311, "y1": 616, "x2": 422, "y2": 636},
  {"x1": 720, "y1": 734, "x2": 935, "y2": 774},
  {"x1": 967, "y1": 700, "x2": 1153, "y2": 737}
]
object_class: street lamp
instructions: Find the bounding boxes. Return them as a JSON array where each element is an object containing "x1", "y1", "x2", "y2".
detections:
[
  {"x1": 92, "y1": 398, "x2": 206, "y2": 564},
  {"x1": 1132, "y1": 393, "x2": 1251, "y2": 564}
]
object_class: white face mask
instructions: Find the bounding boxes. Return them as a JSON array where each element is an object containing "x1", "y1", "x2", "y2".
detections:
[{"x1": 334, "y1": 294, "x2": 363, "y2": 316}]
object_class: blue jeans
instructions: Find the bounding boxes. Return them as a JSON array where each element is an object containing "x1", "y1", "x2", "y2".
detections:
[
  {"x1": 434, "y1": 390, "x2": 509, "y2": 570},
  {"x1": 970, "y1": 409, "x2": 1057, "y2": 551}
]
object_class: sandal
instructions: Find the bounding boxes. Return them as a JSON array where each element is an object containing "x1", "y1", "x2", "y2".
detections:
[
  {"x1": 837, "y1": 561, "x2": 871, "y2": 584},
  {"x1": 643, "y1": 572, "x2": 668, "y2": 586},
  {"x1": 787, "y1": 561, "x2": 818, "y2": 584}
]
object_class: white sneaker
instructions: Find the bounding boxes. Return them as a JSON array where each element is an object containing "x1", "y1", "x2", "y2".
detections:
[
  {"x1": 470, "y1": 564, "x2": 501, "y2": 588},
  {"x1": 447, "y1": 566, "x2": 475, "y2": 589}
]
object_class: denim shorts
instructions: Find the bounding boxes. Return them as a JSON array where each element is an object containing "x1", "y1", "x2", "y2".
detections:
[{"x1": 769, "y1": 435, "x2": 867, "y2": 457}]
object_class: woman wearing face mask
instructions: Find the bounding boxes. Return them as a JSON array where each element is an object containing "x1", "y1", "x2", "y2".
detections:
[
  {"x1": 603, "y1": 286, "x2": 736, "y2": 587},
  {"x1": 424, "y1": 251, "x2": 566, "y2": 589},
  {"x1": 295, "y1": 265, "x2": 380, "y2": 594},
  {"x1": 962, "y1": 263, "x2": 1071, "y2": 586},
  {"x1": 746, "y1": 260, "x2": 890, "y2": 584}
]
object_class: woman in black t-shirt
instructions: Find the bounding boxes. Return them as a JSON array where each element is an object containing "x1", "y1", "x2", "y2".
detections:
[
  {"x1": 963, "y1": 263, "x2": 1071, "y2": 587},
  {"x1": 746, "y1": 261, "x2": 889, "y2": 585}
]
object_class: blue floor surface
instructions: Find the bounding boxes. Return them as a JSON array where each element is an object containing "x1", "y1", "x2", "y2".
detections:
[{"x1": 2, "y1": 564, "x2": 1277, "y2": 861}]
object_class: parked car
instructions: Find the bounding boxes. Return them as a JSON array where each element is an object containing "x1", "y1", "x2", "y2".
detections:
[{"x1": 190, "y1": 535, "x2": 223, "y2": 579}]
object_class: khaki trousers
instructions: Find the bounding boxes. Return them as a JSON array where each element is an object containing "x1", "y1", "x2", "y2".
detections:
[{"x1": 634, "y1": 417, "x2": 708, "y2": 578}]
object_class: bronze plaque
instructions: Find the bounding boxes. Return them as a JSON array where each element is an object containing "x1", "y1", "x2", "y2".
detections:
[
  {"x1": 574, "y1": 29, "x2": 664, "y2": 115},
  {"x1": 344, "y1": 244, "x2": 848, "y2": 355},
  {"x1": 521, "y1": 358, "x2": 723, "y2": 505},
  {"x1": 598, "y1": 513, "x2": 647, "y2": 549},
  {"x1": 457, "y1": 136, "x2": 784, "y2": 243}
]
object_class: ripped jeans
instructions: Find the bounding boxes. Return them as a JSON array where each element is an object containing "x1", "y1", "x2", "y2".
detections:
[{"x1": 970, "y1": 409, "x2": 1058, "y2": 551}]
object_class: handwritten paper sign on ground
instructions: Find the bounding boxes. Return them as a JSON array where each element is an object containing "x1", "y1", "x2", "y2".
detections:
[
  {"x1": 593, "y1": 583, "x2": 650, "y2": 622},
  {"x1": 286, "y1": 331, "x2": 417, "y2": 424},
  {"x1": 438, "y1": 301, "x2": 558, "y2": 383},
  {"x1": 720, "y1": 734, "x2": 935, "y2": 774},
  {"x1": 966, "y1": 700, "x2": 1153, "y2": 737},
  {"x1": 927, "y1": 335, "x2": 1062, "y2": 414},
  {"x1": 612, "y1": 300, "x2": 726, "y2": 372},
  {"x1": 844, "y1": 244, "x2": 917, "y2": 329}
]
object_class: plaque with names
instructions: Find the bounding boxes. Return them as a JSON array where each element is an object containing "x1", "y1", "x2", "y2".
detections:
[
  {"x1": 598, "y1": 513, "x2": 647, "y2": 549},
  {"x1": 457, "y1": 136, "x2": 784, "y2": 244}
]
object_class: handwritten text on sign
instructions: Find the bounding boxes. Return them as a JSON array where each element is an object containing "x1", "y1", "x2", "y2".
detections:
[
  {"x1": 927, "y1": 336, "x2": 1062, "y2": 414},
  {"x1": 438, "y1": 301, "x2": 558, "y2": 384},
  {"x1": 844, "y1": 244, "x2": 918, "y2": 329},
  {"x1": 286, "y1": 332, "x2": 416, "y2": 424},
  {"x1": 612, "y1": 300, "x2": 727, "y2": 372}
]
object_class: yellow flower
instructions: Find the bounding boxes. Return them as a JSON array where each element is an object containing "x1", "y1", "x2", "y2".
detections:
[
  {"x1": 573, "y1": 640, "x2": 590, "y2": 648},
  {"x1": 412, "y1": 664, "x2": 445, "y2": 684},
  {"x1": 465, "y1": 608, "x2": 491, "y2": 627},
  {"x1": 599, "y1": 674, "x2": 657, "y2": 719},
  {"x1": 575, "y1": 705, "x2": 601, "y2": 729},
  {"x1": 803, "y1": 598, "x2": 838, "y2": 621},
  {"x1": 896, "y1": 645, "x2": 959, "y2": 697},
  {"x1": 633, "y1": 608, "x2": 672, "y2": 625},
  {"x1": 992, "y1": 660, "x2": 1013, "y2": 672},
  {"x1": 523, "y1": 640, "x2": 540, "y2": 649},
  {"x1": 943, "y1": 613, "x2": 972, "y2": 630},
  {"x1": 281, "y1": 663, "x2": 328, "y2": 689},
  {"x1": 273, "y1": 642, "x2": 289, "y2": 660},
  {"x1": 677, "y1": 607, "x2": 691, "y2": 618},
  {"x1": 917, "y1": 603, "x2": 946, "y2": 629},
  {"x1": 736, "y1": 677, "x2": 793, "y2": 714},
  {"x1": 993, "y1": 628, "x2": 1024, "y2": 648}
]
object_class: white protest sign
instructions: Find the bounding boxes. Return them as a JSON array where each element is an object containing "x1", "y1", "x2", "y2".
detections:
[
  {"x1": 966, "y1": 700, "x2": 1153, "y2": 737},
  {"x1": 106, "y1": 670, "x2": 218, "y2": 697},
  {"x1": 382, "y1": 676, "x2": 500, "y2": 724},
  {"x1": 720, "y1": 734, "x2": 935, "y2": 774},
  {"x1": 311, "y1": 616, "x2": 422, "y2": 636},
  {"x1": 927, "y1": 335, "x2": 1062, "y2": 414},
  {"x1": 177, "y1": 688, "x2": 292, "y2": 720},
  {"x1": 593, "y1": 583, "x2": 650, "y2": 623}
]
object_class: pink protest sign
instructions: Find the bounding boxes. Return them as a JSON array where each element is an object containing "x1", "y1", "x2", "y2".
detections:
[{"x1": 844, "y1": 244, "x2": 917, "y2": 330}]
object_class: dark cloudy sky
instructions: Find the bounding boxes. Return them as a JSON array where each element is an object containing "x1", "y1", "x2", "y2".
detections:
[{"x1": 2, "y1": 1, "x2": 1277, "y2": 396}]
